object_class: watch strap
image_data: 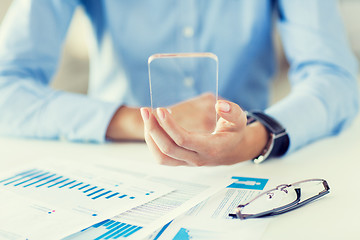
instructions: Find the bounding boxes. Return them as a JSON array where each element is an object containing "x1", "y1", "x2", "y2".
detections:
[{"x1": 246, "y1": 111, "x2": 290, "y2": 163}]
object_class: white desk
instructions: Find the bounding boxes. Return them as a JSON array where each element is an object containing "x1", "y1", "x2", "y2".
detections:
[{"x1": 0, "y1": 114, "x2": 359, "y2": 240}]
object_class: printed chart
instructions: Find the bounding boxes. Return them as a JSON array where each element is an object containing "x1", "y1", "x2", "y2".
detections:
[
  {"x1": 64, "y1": 174, "x2": 231, "y2": 240},
  {"x1": 0, "y1": 163, "x2": 172, "y2": 240},
  {"x1": 0, "y1": 169, "x2": 147, "y2": 203},
  {"x1": 76, "y1": 219, "x2": 143, "y2": 240},
  {"x1": 155, "y1": 176, "x2": 271, "y2": 240}
]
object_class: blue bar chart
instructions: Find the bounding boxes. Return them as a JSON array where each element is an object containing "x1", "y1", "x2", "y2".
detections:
[
  {"x1": 82, "y1": 219, "x2": 143, "y2": 239},
  {"x1": 0, "y1": 169, "x2": 135, "y2": 201},
  {"x1": 0, "y1": 164, "x2": 172, "y2": 240}
]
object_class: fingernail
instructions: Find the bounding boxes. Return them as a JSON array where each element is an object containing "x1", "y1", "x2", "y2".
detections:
[
  {"x1": 157, "y1": 108, "x2": 165, "y2": 120},
  {"x1": 218, "y1": 101, "x2": 231, "y2": 113},
  {"x1": 140, "y1": 108, "x2": 149, "y2": 121}
]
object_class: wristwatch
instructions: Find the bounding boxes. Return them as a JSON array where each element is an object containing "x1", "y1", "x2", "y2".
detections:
[{"x1": 246, "y1": 111, "x2": 290, "y2": 164}]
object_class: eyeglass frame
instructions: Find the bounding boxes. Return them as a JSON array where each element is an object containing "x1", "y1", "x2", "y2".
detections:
[{"x1": 229, "y1": 178, "x2": 330, "y2": 220}]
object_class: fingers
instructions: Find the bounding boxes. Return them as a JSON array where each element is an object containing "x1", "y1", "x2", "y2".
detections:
[
  {"x1": 144, "y1": 131, "x2": 188, "y2": 166},
  {"x1": 215, "y1": 100, "x2": 247, "y2": 131},
  {"x1": 141, "y1": 108, "x2": 199, "y2": 165},
  {"x1": 141, "y1": 106, "x2": 247, "y2": 167},
  {"x1": 156, "y1": 108, "x2": 202, "y2": 151}
]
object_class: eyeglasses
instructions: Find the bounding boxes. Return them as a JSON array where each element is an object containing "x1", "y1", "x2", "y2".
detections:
[{"x1": 229, "y1": 179, "x2": 330, "y2": 220}]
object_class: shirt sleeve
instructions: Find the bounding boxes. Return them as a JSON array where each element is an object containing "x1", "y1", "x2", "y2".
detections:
[
  {"x1": 265, "y1": 0, "x2": 359, "y2": 154},
  {"x1": 0, "y1": 0, "x2": 119, "y2": 142}
]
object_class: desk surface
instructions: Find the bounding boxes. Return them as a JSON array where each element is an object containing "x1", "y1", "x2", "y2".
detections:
[{"x1": 1, "y1": 115, "x2": 359, "y2": 240}]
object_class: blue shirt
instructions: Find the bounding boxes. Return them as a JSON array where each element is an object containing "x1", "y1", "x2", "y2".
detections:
[{"x1": 0, "y1": 0, "x2": 358, "y2": 154}]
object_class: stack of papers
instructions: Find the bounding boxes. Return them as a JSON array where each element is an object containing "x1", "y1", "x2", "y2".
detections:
[
  {"x1": 0, "y1": 160, "x2": 271, "y2": 240},
  {"x1": 0, "y1": 162, "x2": 172, "y2": 239}
]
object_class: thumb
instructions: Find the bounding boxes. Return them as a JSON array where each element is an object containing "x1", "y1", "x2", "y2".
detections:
[{"x1": 215, "y1": 100, "x2": 247, "y2": 131}]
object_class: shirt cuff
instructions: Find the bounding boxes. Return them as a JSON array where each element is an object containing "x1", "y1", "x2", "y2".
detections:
[
  {"x1": 44, "y1": 91, "x2": 120, "y2": 143},
  {"x1": 265, "y1": 91, "x2": 328, "y2": 155}
]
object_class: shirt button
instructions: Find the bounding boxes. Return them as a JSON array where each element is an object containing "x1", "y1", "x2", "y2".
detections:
[
  {"x1": 183, "y1": 26, "x2": 194, "y2": 38},
  {"x1": 184, "y1": 77, "x2": 194, "y2": 88}
]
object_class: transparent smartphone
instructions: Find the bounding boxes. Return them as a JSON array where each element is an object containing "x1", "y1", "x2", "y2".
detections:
[{"x1": 148, "y1": 53, "x2": 218, "y2": 133}]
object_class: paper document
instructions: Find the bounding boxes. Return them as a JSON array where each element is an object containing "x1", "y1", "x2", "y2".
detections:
[
  {"x1": 64, "y1": 163, "x2": 233, "y2": 240},
  {"x1": 155, "y1": 176, "x2": 271, "y2": 240},
  {"x1": 0, "y1": 162, "x2": 172, "y2": 240}
]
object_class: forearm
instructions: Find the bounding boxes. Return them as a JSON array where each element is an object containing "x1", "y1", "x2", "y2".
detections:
[
  {"x1": 106, "y1": 106, "x2": 144, "y2": 141},
  {"x1": 275, "y1": 0, "x2": 359, "y2": 153},
  {"x1": 266, "y1": 68, "x2": 359, "y2": 154},
  {"x1": 0, "y1": 0, "x2": 114, "y2": 141},
  {"x1": 0, "y1": 77, "x2": 118, "y2": 142}
]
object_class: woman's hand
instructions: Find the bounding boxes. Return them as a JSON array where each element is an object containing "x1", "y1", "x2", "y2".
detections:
[{"x1": 141, "y1": 100, "x2": 269, "y2": 166}]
